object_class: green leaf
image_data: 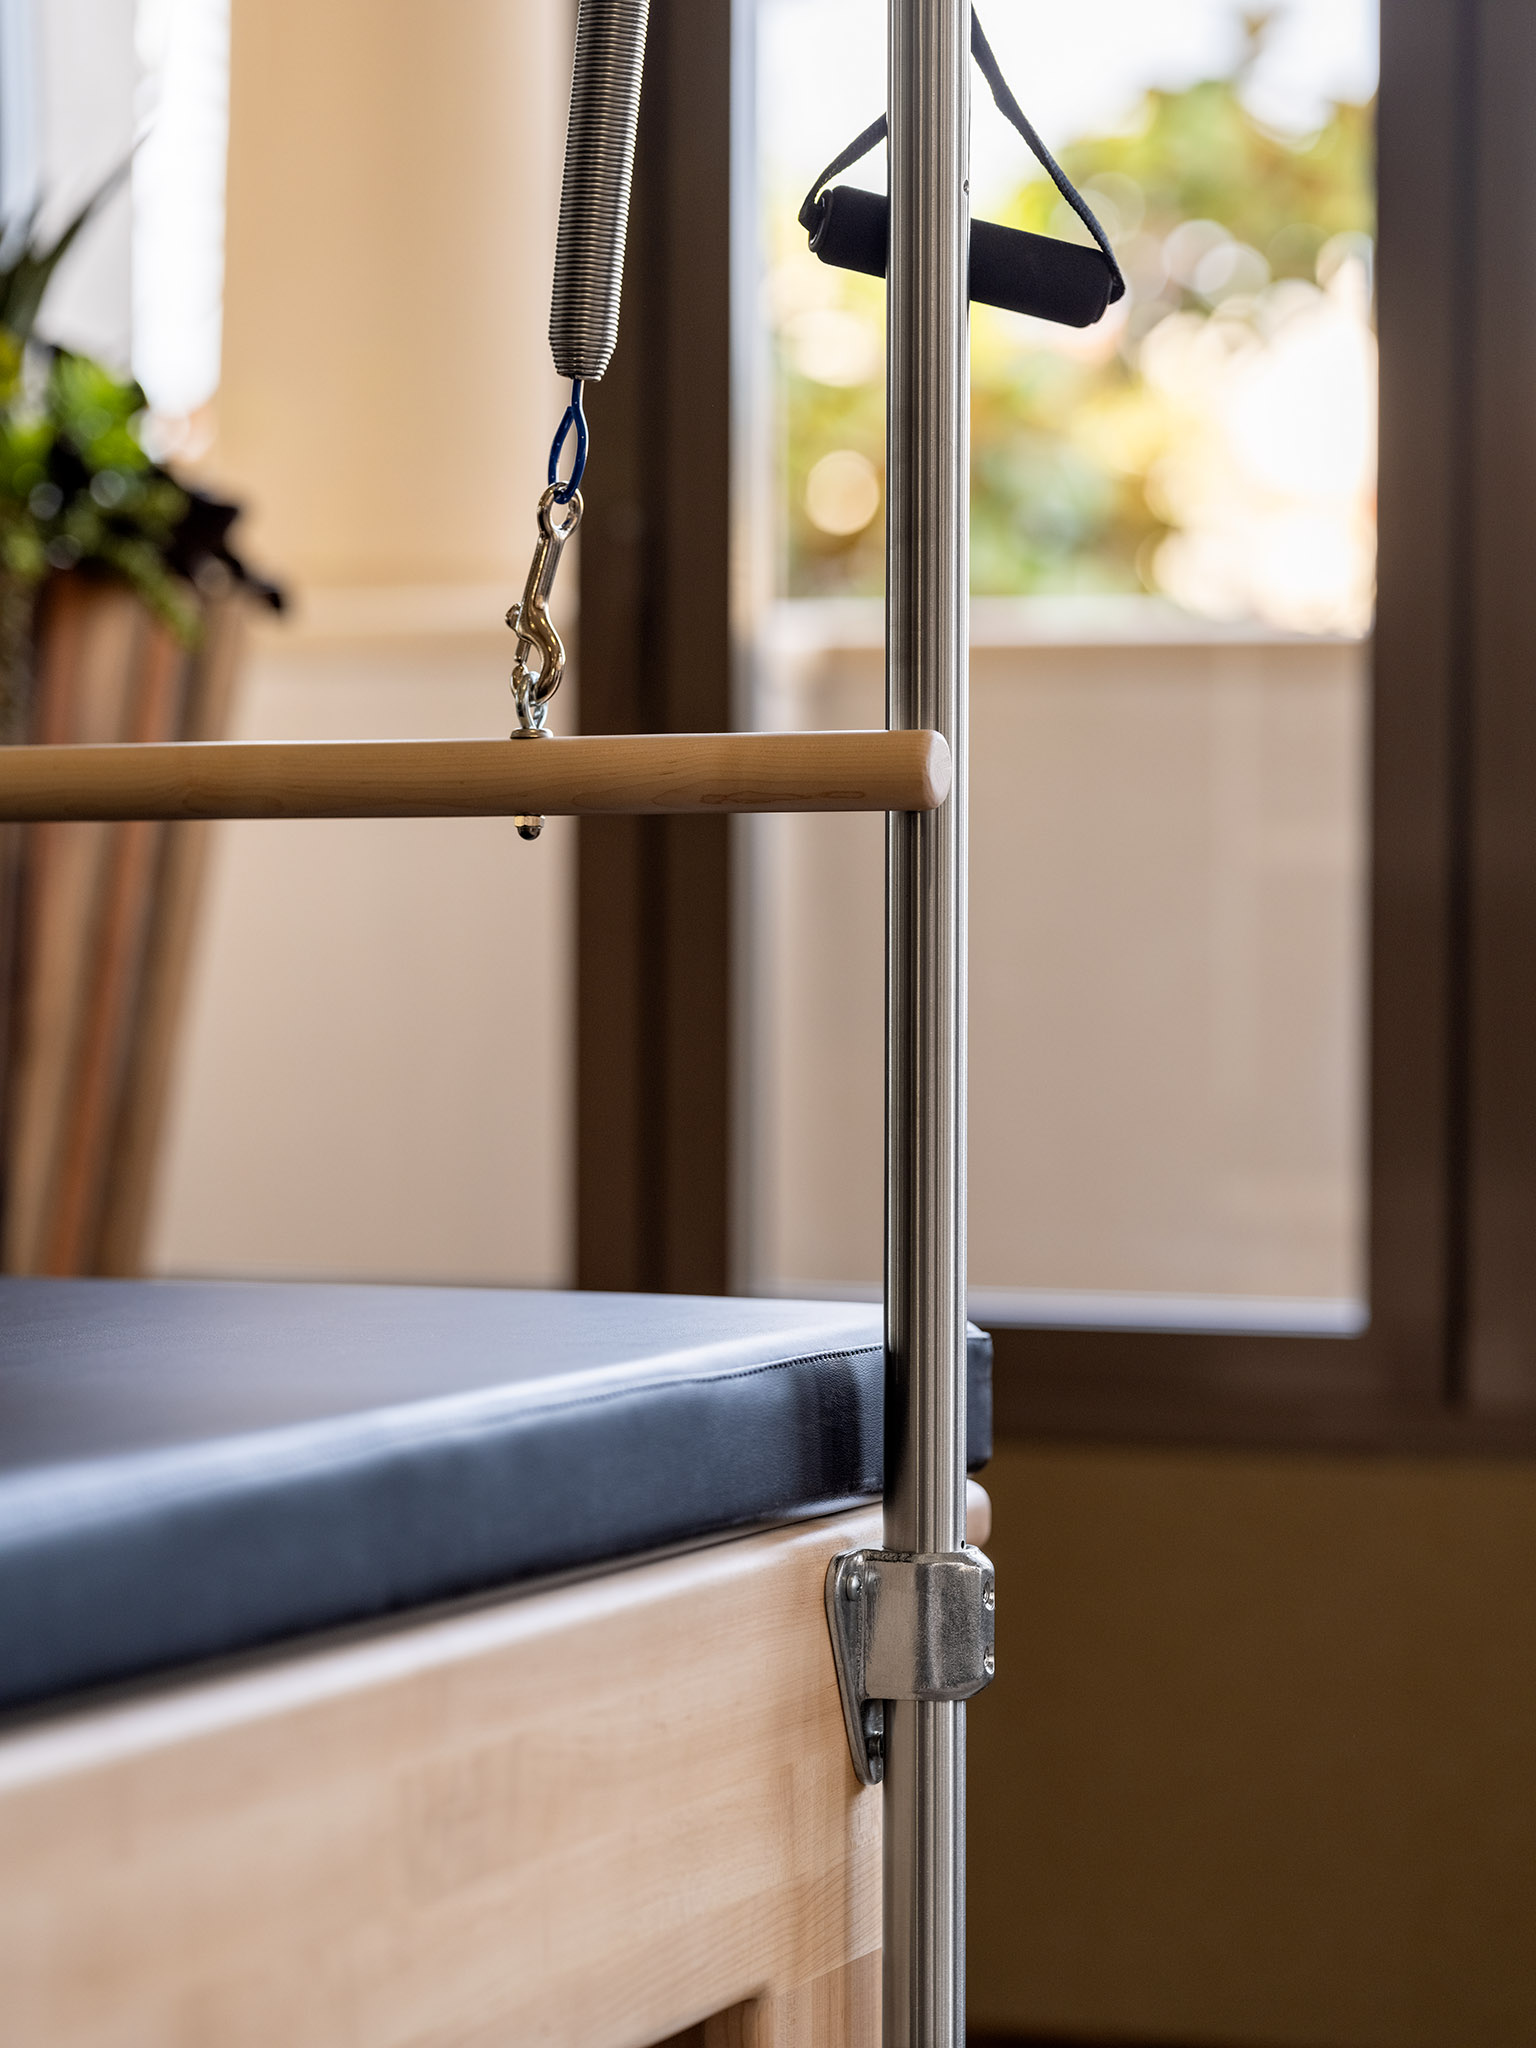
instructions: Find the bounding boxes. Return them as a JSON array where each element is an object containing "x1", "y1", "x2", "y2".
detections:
[{"x1": 0, "y1": 160, "x2": 132, "y2": 347}]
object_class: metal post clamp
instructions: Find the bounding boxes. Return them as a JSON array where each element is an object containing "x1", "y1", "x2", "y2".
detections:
[{"x1": 824, "y1": 1545, "x2": 996, "y2": 1786}]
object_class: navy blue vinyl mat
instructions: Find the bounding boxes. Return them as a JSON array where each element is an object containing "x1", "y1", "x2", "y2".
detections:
[{"x1": 0, "y1": 1279, "x2": 991, "y2": 1712}]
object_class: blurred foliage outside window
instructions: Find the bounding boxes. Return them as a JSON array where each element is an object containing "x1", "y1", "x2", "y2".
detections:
[{"x1": 774, "y1": 17, "x2": 1375, "y2": 633}]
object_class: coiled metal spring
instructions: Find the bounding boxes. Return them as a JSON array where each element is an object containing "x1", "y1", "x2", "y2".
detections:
[{"x1": 549, "y1": 0, "x2": 650, "y2": 383}]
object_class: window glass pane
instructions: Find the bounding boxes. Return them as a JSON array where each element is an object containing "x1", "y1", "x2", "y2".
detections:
[{"x1": 747, "y1": 0, "x2": 1376, "y2": 1324}]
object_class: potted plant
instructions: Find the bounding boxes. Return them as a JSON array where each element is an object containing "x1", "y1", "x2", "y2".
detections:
[
  {"x1": 0, "y1": 172, "x2": 279, "y2": 739},
  {"x1": 0, "y1": 177, "x2": 279, "y2": 1277}
]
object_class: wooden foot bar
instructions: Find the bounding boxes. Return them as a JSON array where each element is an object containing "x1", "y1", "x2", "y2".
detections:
[{"x1": 0, "y1": 729, "x2": 951, "y2": 822}]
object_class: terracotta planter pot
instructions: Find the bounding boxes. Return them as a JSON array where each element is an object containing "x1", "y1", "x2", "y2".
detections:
[{"x1": 0, "y1": 572, "x2": 246, "y2": 1275}]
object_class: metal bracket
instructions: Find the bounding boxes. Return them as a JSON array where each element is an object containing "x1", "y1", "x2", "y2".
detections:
[{"x1": 824, "y1": 1544, "x2": 996, "y2": 1786}]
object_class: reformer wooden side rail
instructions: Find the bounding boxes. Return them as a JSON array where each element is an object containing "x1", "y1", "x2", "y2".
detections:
[
  {"x1": 0, "y1": 728, "x2": 950, "y2": 821},
  {"x1": 0, "y1": 1279, "x2": 994, "y2": 2047}
]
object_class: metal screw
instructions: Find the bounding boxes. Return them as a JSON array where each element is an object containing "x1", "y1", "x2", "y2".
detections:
[
  {"x1": 844, "y1": 1568, "x2": 862, "y2": 1598},
  {"x1": 983, "y1": 1585, "x2": 995, "y2": 1611},
  {"x1": 983, "y1": 1651, "x2": 995, "y2": 1678}
]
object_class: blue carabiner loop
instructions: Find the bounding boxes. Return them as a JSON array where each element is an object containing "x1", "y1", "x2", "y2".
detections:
[{"x1": 547, "y1": 379, "x2": 588, "y2": 503}]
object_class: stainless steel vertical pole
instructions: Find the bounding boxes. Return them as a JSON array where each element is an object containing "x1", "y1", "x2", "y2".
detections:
[{"x1": 883, "y1": 0, "x2": 970, "y2": 2030}]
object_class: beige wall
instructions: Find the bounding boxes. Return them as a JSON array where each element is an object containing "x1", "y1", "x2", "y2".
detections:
[
  {"x1": 213, "y1": 0, "x2": 565, "y2": 583},
  {"x1": 147, "y1": 599, "x2": 573, "y2": 1285},
  {"x1": 970, "y1": 1445, "x2": 1536, "y2": 2048},
  {"x1": 149, "y1": 0, "x2": 575, "y2": 1282}
]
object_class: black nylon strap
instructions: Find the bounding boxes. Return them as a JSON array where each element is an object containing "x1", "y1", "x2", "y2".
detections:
[
  {"x1": 798, "y1": 7, "x2": 1125, "y2": 305},
  {"x1": 798, "y1": 113, "x2": 890, "y2": 231},
  {"x1": 969, "y1": 12, "x2": 1124, "y2": 300}
]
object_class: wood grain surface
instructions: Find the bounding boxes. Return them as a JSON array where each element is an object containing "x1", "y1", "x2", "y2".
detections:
[
  {"x1": 0, "y1": 729, "x2": 951, "y2": 821},
  {"x1": 0, "y1": 1487, "x2": 988, "y2": 2046}
]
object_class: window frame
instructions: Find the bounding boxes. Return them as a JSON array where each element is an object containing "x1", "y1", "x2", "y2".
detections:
[{"x1": 576, "y1": 0, "x2": 1536, "y2": 1452}]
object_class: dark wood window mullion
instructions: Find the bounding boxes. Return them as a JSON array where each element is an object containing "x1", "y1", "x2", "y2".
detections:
[
  {"x1": 1465, "y1": 0, "x2": 1536, "y2": 1415},
  {"x1": 1366, "y1": 0, "x2": 1470, "y2": 1410},
  {"x1": 577, "y1": 0, "x2": 734, "y2": 1295}
]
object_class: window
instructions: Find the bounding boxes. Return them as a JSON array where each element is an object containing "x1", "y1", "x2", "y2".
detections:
[
  {"x1": 576, "y1": 0, "x2": 1536, "y2": 1443},
  {"x1": 746, "y1": 0, "x2": 1378, "y2": 1333},
  {"x1": 0, "y1": 0, "x2": 232, "y2": 433}
]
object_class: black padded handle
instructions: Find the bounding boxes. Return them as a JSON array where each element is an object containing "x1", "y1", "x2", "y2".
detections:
[
  {"x1": 805, "y1": 183, "x2": 1115, "y2": 330},
  {"x1": 797, "y1": 8, "x2": 1123, "y2": 332}
]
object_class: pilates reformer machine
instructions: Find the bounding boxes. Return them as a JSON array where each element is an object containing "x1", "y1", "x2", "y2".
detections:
[{"x1": 0, "y1": 1, "x2": 1118, "y2": 2040}]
